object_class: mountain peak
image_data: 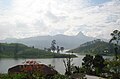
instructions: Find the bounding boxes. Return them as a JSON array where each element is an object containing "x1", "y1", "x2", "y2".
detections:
[{"x1": 76, "y1": 31, "x2": 85, "y2": 37}]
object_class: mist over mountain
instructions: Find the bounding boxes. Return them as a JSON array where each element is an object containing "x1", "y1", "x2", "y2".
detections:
[{"x1": 0, "y1": 32, "x2": 101, "y2": 49}]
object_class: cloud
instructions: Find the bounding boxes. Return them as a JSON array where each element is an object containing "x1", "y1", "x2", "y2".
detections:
[
  {"x1": 0, "y1": 0, "x2": 120, "y2": 40},
  {"x1": 45, "y1": 11, "x2": 67, "y2": 23}
]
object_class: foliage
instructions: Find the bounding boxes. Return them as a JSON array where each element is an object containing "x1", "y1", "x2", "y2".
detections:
[
  {"x1": 51, "y1": 40, "x2": 56, "y2": 53},
  {"x1": 52, "y1": 74, "x2": 69, "y2": 79},
  {"x1": 0, "y1": 73, "x2": 69, "y2": 79},
  {"x1": 82, "y1": 54, "x2": 93, "y2": 74},
  {"x1": 103, "y1": 29, "x2": 120, "y2": 79},
  {"x1": 82, "y1": 54, "x2": 106, "y2": 76},
  {"x1": 14, "y1": 44, "x2": 18, "y2": 57},
  {"x1": 60, "y1": 47, "x2": 64, "y2": 52},
  {"x1": 50, "y1": 40, "x2": 65, "y2": 53},
  {"x1": 57, "y1": 46, "x2": 60, "y2": 53},
  {"x1": 0, "y1": 73, "x2": 27, "y2": 79},
  {"x1": 0, "y1": 43, "x2": 76, "y2": 58},
  {"x1": 93, "y1": 55, "x2": 106, "y2": 75},
  {"x1": 109, "y1": 30, "x2": 120, "y2": 60},
  {"x1": 82, "y1": 54, "x2": 120, "y2": 79},
  {"x1": 69, "y1": 40, "x2": 119, "y2": 55},
  {"x1": 109, "y1": 30, "x2": 120, "y2": 44},
  {"x1": 63, "y1": 54, "x2": 74, "y2": 75},
  {"x1": 104, "y1": 57, "x2": 120, "y2": 79}
]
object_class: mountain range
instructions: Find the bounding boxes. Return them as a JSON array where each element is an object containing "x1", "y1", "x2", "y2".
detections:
[{"x1": 0, "y1": 32, "x2": 105, "y2": 49}]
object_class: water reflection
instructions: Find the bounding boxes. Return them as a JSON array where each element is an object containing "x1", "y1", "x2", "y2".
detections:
[{"x1": 0, "y1": 54, "x2": 112, "y2": 74}]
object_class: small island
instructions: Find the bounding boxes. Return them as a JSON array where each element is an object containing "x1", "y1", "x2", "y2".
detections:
[{"x1": 0, "y1": 43, "x2": 76, "y2": 58}]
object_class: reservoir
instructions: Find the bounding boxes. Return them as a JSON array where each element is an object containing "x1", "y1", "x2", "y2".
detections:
[{"x1": 0, "y1": 53, "x2": 112, "y2": 74}]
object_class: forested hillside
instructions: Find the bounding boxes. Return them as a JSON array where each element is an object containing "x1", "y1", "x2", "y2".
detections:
[
  {"x1": 69, "y1": 39, "x2": 119, "y2": 55},
  {"x1": 0, "y1": 43, "x2": 76, "y2": 58}
]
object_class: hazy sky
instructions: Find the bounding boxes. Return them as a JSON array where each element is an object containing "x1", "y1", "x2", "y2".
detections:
[{"x1": 0, "y1": 0, "x2": 120, "y2": 40}]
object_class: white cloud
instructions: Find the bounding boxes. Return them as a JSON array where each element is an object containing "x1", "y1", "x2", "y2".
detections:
[{"x1": 0, "y1": 0, "x2": 120, "y2": 40}]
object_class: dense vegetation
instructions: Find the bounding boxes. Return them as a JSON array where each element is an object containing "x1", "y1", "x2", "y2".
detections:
[
  {"x1": 0, "y1": 43, "x2": 76, "y2": 58},
  {"x1": 81, "y1": 54, "x2": 120, "y2": 79},
  {"x1": 0, "y1": 73, "x2": 69, "y2": 79},
  {"x1": 68, "y1": 39, "x2": 119, "y2": 55}
]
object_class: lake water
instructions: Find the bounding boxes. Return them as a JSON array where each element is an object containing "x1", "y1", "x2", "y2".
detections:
[{"x1": 0, "y1": 53, "x2": 112, "y2": 74}]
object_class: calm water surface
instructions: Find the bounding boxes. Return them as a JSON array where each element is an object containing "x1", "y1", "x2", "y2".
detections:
[{"x1": 0, "y1": 53, "x2": 112, "y2": 74}]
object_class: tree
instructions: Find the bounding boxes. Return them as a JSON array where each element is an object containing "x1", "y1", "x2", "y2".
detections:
[
  {"x1": 60, "y1": 47, "x2": 64, "y2": 52},
  {"x1": 57, "y1": 46, "x2": 60, "y2": 53},
  {"x1": 93, "y1": 55, "x2": 106, "y2": 75},
  {"x1": 109, "y1": 30, "x2": 120, "y2": 60},
  {"x1": 47, "y1": 48, "x2": 51, "y2": 52},
  {"x1": 51, "y1": 40, "x2": 56, "y2": 53},
  {"x1": 105, "y1": 57, "x2": 120, "y2": 79},
  {"x1": 82, "y1": 54, "x2": 93, "y2": 74},
  {"x1": 63, "y1": 54, "x2": 74, "y2": 75}
]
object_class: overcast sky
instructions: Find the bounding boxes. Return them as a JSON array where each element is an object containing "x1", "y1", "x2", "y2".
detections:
[{"x1": 0, "y1": 0, "x2": 120, "y2": 40}]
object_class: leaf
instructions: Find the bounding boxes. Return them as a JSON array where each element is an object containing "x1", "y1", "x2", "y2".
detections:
[
  {"x1": 111, "y1": 33, "x2": 114, "y2": 36},
  {"x1": 113, "y1": 30, "x2": 119, "y2": 34}
]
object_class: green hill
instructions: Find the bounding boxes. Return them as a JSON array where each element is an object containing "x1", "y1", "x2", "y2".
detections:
[
  {"x1": 0, "y1": 43, "x2": 76, "y2": 58},
  {"x1": 68, "y1": 39, "x2": 119, "y2": 55}
]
